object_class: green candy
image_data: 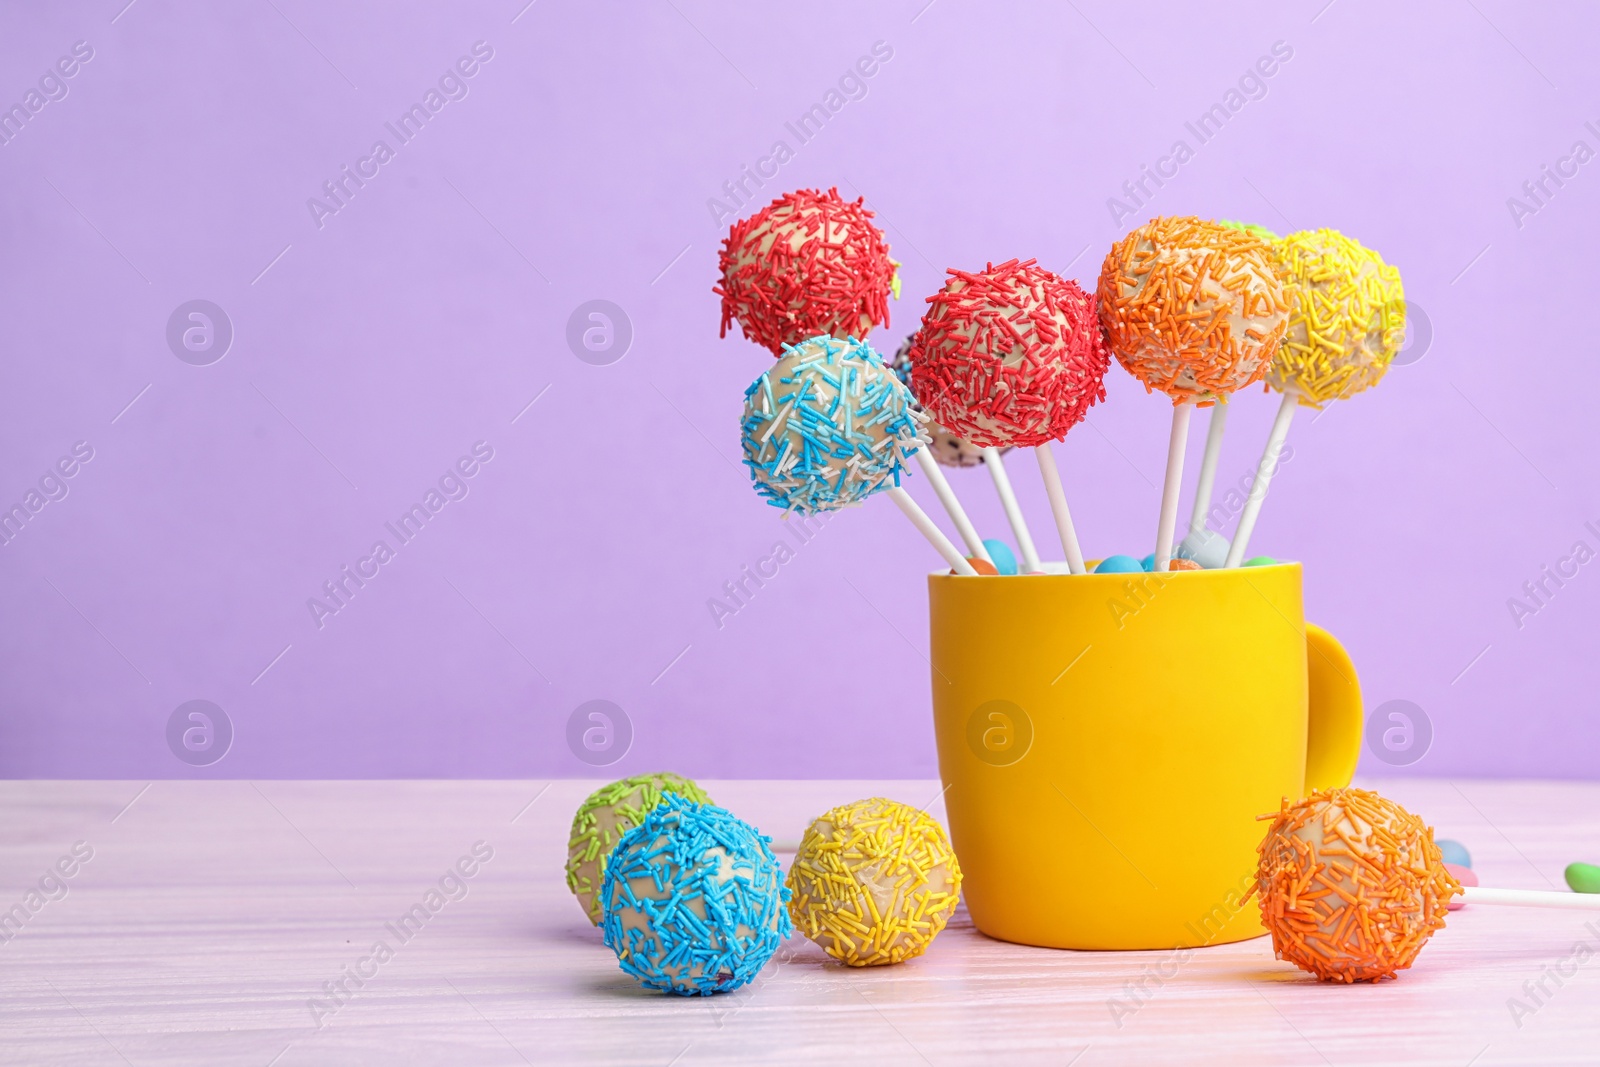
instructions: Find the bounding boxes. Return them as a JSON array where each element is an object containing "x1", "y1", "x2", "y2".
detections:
[
  {"x1": 566, "y1": 772, "x2": 713, "y2": 925},
  {"x1": 1244, "y1": 556, "x2": 1279, "y2": 567},
  {"x1": 1566, "y1": 862, "x2": 1600, "y2": 894}
]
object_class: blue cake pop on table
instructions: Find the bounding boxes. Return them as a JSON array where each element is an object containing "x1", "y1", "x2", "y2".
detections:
[
  {"x1": 742, "y1": 335, "x2": 928, "y2": 514},
  {"x1": 601, "y1": 792, "x2": 791, "y2": 996}
]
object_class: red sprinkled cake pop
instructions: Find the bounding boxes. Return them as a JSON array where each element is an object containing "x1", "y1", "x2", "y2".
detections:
[
  {"x1": 716, "y1": 188, "x2": 898, "y2": 355},
  {"x1": 908, "y1": 259, "x2": 1107, "y2": 449},
  {"x1": 909, "y1": 258, "x2": 1109, "y2": 573}
]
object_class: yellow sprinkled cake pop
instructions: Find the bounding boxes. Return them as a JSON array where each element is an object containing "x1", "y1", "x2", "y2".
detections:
[
  {"x1": 1225, "y1": 229, "x2": 1405, "y2": 567},
  {"x1": 1266, "y1": 229, "x2": 1405, "y2": 408},
  {"x1": 786, "y1": 797, "x2": 962, "y2": 966}
]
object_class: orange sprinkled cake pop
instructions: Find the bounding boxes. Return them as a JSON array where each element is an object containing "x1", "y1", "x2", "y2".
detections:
[
  {"x1": 1097, "y1": 215, "x2": 1287, "y2": 405},
  {"x1": 1252, "y1": 788, "x2": 1460, "y2": 983}
]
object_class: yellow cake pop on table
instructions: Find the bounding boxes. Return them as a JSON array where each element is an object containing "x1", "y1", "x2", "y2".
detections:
[{"x1": 785, "y1": 797, "x2": 962, "y2": 966}]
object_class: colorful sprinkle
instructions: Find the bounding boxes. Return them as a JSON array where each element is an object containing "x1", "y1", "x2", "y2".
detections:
[
  {"x1": 1251, "y1": 787, "x2": 1461, "y2": 982},
  {"x1": 786, "y1": 797, "x2": 963, "y2": 967},
  {"x1": 909, "y1": 258, "x2": 1109, "y2": 448},
  {"x1": 717, "y1": 188, "x2": 897, "y2": 355},
  {"x1": 741, "y1": 334, "x2": 928, "y2": 515},
  {"x1": 889, "y1": 334, "x2": 997, "y2": 467},
  {"x1": 601, "y1": 793, "x2": 791, "y2": 996},
  {"x1": 1265, "y1": 229, "x2": 1405, "y2": 408},
  {"x1": 1098, "y1": 216, "x2": 1288, "y2": 405},
  {"x1": 566, "y1": 773, "x2": 713, "y2": 926}
]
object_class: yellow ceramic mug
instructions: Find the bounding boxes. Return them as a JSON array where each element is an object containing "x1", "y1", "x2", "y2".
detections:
[{"x1": 928, "y1": 561, "x2": 1362, "y2": 950}]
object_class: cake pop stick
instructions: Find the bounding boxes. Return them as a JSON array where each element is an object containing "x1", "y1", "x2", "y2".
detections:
[
  {"x1": 1153, "y1": 401, "x2": 1193, "y2": 571},
  {"x1": 1461, "y1": 887, "x2": 1600, "y2": 910},
  {"x1": 982, "y1": 447, "x2": 1042, "y2": 573},
  {"x1": 741, "y1": 334, "x2": 977, "y2": 575},
  {"x1": 909, "y1": 449, "x2": 991, "y2": 565},
  {"x1": 1188, "y1": 397, "x2": 1228, "y2": 541},
  {"x1": 884, "y1": 338, "x2": 996, "y2": 564},
  {"x1": 1098, "y1": 217, "x2": 1288, "y2": 573},
  {"x1": 1034, "y1": 443, "x2": 1086, "y2": 574},
  {"x1": 1223, "y1": 391, "x2": 1298, "y2": 568},
  {"x1": 1224, "y1": 229, "x2": 1405, "y2": 567},
  {"x1": 884, "y1": 486, "x2": 978, "y2": 574},
  {"x1": 909, "y1": 259, "x2": 1109, "y2": 576}
]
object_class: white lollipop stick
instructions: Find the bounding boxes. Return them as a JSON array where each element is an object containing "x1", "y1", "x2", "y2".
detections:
[
  {"x1": 911, "y1": 448, "x2": 991, "y2": 564},
  {"x1": 1463, "y1": 887, "x2": 1600, "y2": 910},
  {"x1": 982, "y1": 448, "x2": 1042, "y2": 574},
  {"x1": 1152, "y1": 401, "x2": 1193, "y2": 572},
  {"x1": 1225, "y1": 391, "x2": 1299, "y2": 568},
  {"x1": 1188, "y1": 398, "x2": 1229, "y2": 539},
  {"x1": 887, "y1": 487, "x2": 978, "y2": 575},
  {"x1": 1034, "y1": 443, "x2": 1085, "y2": 575}
]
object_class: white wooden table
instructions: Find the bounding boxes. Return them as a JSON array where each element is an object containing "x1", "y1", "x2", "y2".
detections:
[{"x1": 0, "y1": 779, "x2": 1596, "y2": 1065}]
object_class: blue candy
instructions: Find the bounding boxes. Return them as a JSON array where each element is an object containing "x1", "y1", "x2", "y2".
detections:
[
  {"x1": 1436, "y1": 839, "x2": 1471, "y2": 869},
  {"x1": 1139, "y1": 553, "x2": 1156, "y2": 572},
  {"x1": 983, "y1": 538, "x2": 1018, "y2": 576},
  {"x1": 601, "y1": 793, "x2": 790, "y2": 996},
  {"x1": 1095, "y1": 554, "x2": 1145, "y2": 574}
]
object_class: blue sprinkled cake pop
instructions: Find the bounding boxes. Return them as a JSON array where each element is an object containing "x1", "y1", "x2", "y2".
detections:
[
  {"x1": 741, "y1": 334, "x2": 928, "y2": 514},
  {"x1": 601, "y1": 792, "x2": 791, "y2": 996}
]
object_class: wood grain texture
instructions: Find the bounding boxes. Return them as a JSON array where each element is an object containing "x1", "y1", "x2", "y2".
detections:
[{"x1": 0, "y1": 778, "x2": 1596, "y2": 1066}]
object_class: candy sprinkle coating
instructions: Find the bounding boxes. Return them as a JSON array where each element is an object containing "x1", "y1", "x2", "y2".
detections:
[
  {"x1": 1251, "y1": 787, "x2": 1461, "y2": 983},
  {"x1": 1265, "y1": 229, "x2": 1405, "y2": 408},
  {"x1": 565, "y1": 772, "x2": 713, "y2": 926},
  {"x1": 716, "y1": 187, "x2": 897, "y2": 355},
  {"x1": 910, "y1": 258, "x2": 1109, "y2": 449},
  {"x1": 1098, "y1": 216, "x2": 1288, "y2": 405},
  {"x1": 786, "y1": 797, "x2": 963, "y2": 967},
  {"x1": 741, "y1": 334, "x2": 928, "y2": 515},
  {"x1": 601, "y1": 793, "x2": 791, "y2": 996},
  {"x1": 888, "y1": 334, "x2": 1003, "y2": 468}
]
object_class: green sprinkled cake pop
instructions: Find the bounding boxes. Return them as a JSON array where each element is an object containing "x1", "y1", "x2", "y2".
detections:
[
  {"x1": 1220, "y1": 219, "x2": 1280, "y2": 243},
  {"x1": 565, "y1": 772, "x2": 713, "y2": 925}
]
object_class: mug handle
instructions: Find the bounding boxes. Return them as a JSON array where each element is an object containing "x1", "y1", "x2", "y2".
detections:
[{"x1": 1304, "y1": 623, "x2": 1363, "y2": 791}]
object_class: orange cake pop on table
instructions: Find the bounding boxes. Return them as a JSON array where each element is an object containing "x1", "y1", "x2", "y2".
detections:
[{"x1": 1251, "y1": 787, "x2": 1459, "y2": 982}]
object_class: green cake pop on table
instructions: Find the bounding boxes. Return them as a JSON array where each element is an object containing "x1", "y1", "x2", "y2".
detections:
[{"x1": 565, "y1": 772, "x2": 713, "y2": 925}]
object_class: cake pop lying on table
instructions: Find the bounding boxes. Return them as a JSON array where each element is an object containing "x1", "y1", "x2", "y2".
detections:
[
  {"x1": 1098, "y1": 217, "x2": 1287, "y2": 571},
  {"x1": 742, "y1": 334, "x2": 979, "y2": 574},
  {"x1": 565, "y1": 772, "x2": 712, "y2": 925},
  {"x1": 1253, "y1": 788, "x2": 1600, "y2": 983},
  {"x1": 786, "y1": 798, "x2": 963, "y2": 967},
  {"x1": 602, "y1": 793, "x2": 790, "y2": 995},
  {"x1": 1226, "y1": 229, "x2": 1405, "y2": 567},
  {"x1": 911, "y1": 258, "x2": 1110, "y2": 574}
]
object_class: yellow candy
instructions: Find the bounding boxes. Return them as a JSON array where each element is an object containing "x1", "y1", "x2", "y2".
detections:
[
  {"x1": 785, "y1": 797, "x2": 962, "y2": 966},
  {"x1": 1266, "y1": 229, "x2": 1405, "y2": 408}
]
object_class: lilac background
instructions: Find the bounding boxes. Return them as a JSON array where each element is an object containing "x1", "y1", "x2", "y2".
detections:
[{"x1": 1, "y1": 0, "x2": 1595, "y2": 779}]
